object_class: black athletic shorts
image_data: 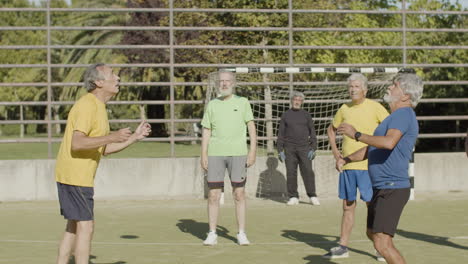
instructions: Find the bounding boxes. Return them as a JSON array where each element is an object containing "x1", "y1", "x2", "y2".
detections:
[
  {"x1": 367, "y1": 188, "x2": 410, "y2": 237},
  {"x1": 57, "y1": 182, "x2": 94, "y2": 221}
]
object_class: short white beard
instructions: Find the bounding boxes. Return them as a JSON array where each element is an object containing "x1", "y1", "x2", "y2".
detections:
[
  {"x1": 219, "y1": 87, "x2": 233, "y2": 97},
  {"x1": 383, "y1": 93, "x2": 399, "y2": 104}
]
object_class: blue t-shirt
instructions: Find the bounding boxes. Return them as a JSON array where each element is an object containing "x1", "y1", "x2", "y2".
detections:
[{"x1": 368, "y1": 107, "x2": 418, "y2": 189}]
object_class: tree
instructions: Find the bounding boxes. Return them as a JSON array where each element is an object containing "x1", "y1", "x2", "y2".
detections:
[
  {"x1": 51, "y1": 0, "x2": 128, "y2": 133},
  {"x1": 0, "y1": 0, "x2": 47, "y2": 136}
]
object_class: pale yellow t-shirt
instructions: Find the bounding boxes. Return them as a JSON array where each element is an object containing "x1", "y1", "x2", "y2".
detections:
[
  {"x1": 55, "y1": 93, "x2": 110, "y2": 187},
  {"x1": 332, "y1": 99, "x2": 389, "y2": 170}
]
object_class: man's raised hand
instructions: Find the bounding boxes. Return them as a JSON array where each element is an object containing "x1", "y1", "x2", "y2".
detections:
[{"x1": 134, "y1": 121, "x2": 152, "y2": 141}]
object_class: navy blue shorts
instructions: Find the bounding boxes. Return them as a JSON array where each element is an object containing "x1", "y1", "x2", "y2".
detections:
[{"x1": 57, "y1": 182, "x2": 94, "y2": 221}]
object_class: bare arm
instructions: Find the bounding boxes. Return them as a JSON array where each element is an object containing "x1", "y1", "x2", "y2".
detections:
[
  {"x1": 200, "y1": 127, "x2": 211, "y2": 171},
  {"x1": 71, "y1": 128, "x2": 131, "y2": 152},
  {"x1": 337, "y1": 123, "x2": 403, "y2": 150},
  {"x1": 246, "y1": 120, "x2": 257, "y2": 167},
  {"x1": 104, "y1": 121, "x2": 151, "y2": 155},
  {"x1": 336, "y1": 147, "x2": 368, "y2": 172},
  {"x1": 327, "y1": 124, "x2": 342, "y2": 160}
]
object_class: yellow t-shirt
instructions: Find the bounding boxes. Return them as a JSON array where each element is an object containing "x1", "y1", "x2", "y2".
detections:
[
  {"x1": 332, "y1": 99, "x2": 389, "y2": 170},
  {"x1": 55, "y1": 93, "x2": 110, "y2": 187}
]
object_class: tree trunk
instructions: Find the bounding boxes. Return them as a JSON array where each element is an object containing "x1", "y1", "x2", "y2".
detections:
[
  {"x1": 20, "y1": 105, "x2": 24, "y2": 138},
  {"x1": 263, "y1": 74, "x2": 274, "y2": 154},
  {"x1": 262, "y1": 38, "x2": 274, "y2": 154},
  {"x1": 53, "y1": 105, "x2": 61, "y2": 135},
  {"x1": 144, "y1": 86, "x2": 168, "y2": 137},
  {"x1": 139, "y1": 104, "x2": 147, "y2": 120}
]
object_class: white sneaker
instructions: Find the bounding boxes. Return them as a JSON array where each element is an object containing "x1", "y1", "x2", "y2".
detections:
[
  {"x1": 203, "y1": 232, "x2": 217, "y2": 246},
  {"x1": 219, "y1": 192, "x2": 225, "y2": 205},
  {"x1": 237, "y1": 232, "x2": 250, "y2": 245},
  {"x1": 375, "y1": 250, "x2": 386, "y2": 262},
  {"x1": 286, "y1": 197, "x2": 299, "y2": 205},
  {"x1": 310, "y1": 196, "x2": 320, "y2": 205}
]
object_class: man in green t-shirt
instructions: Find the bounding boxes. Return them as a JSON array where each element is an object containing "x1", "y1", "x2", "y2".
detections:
[{"x1": 200, "y1": 71, "x2": 257, "y2": 246}]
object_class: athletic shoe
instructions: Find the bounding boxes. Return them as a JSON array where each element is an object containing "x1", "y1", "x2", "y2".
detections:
[
  {"x1": 237, "y1": 232, "x2": 250, "y2": 245},
  {"x1": 219, "y1": 192, "x2": 225, "y2": 205},
  {"x1": 375, "y1": 250, "x2": 386, "y2": 262},
  {"x1": 286, "y1": 197, "x2": 299, "y2": 205},
  {"x1": 203, "y1": 231, "x2": 218, "y2": 246},
  {"x1": 322, "y1": 245, "x2": 349, "y2": 259},
  {"x1": 310, "y1": 196, "x2": 320, "y2": 205}
]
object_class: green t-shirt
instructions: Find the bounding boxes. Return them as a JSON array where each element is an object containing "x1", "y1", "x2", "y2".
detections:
[{"x1": 201, "y1": 95, "x2": 254, "y2": 156}]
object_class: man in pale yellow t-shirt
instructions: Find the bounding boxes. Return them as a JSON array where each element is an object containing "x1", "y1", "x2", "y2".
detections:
[
  {"x1": 55, "y1": 64, "x2": 151, "y2": 264},
  {"x1": 324, "y1": 73, "x2": 389, "y2": 260}
]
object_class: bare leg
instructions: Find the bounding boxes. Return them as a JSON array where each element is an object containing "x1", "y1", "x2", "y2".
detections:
[
  {"x1": 56, "y1": 220, "x2": 77, "y2": 264},
  {"x1": 207, "y1": 188, "x2": 222, "y2": 231},
  {"x1": 366, "y1": 228, "x2": 374, "y2": 242},
  {"x1": 373, "y1": 232, "x2": 406, "y2": 264},
  {"x1": 339, "y1": 199, "x2": 356, "y2": 246},
  {"x1": 73, "y1": 220, "x2": 94, "y2": 264},
  {"x1": 233, "y1": 187, "x2": 246, "y2": 232}
]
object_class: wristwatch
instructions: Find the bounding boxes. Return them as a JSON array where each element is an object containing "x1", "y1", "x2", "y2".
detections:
[{"x1": 354, "y1": 131, "x2": 362, "y2": 142}]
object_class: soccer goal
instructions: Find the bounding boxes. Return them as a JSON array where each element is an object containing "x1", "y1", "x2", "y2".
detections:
[{"x1": 205, "y1": 67, "x2": 402, "y2": 198}]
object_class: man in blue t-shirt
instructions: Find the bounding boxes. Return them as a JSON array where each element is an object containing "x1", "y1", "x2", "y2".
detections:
[{"x1": 335, "y1": 71, "x2": 423, "y2": 264}]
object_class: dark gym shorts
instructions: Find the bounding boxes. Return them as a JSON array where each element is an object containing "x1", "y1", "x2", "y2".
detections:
[
  {"x1": 367, "y1": 188, "x2": 410, "y2": 237},
  {"x1": 57, "y1": 182, "x2": 94, "y2": 221}
]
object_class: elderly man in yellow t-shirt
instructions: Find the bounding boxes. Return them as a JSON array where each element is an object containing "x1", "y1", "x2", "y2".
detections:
[
  {"x1": 324, "y1": 73, "x2": 389, "y2": 260},
  {"x1": 55, "y1": 64, "x2": 151, "y2": 264}
]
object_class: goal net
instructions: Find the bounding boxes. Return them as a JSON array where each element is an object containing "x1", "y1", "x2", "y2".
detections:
[{"x1": 205, "y1": 67, "x2": 398, "y2": 199}]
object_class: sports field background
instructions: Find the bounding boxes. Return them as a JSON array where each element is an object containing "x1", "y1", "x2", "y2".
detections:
[{"x1": 1, "y1": 191, "x2": 467, "y2": 264}]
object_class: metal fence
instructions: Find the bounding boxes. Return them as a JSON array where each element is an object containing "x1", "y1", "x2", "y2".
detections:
[{"x1": 0, "y1": 0, "x2": 467, "y2": 158}]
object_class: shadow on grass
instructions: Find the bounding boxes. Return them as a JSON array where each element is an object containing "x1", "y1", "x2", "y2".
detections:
[
  {"x1": 176, "y1": 219, "x2": 237, "y2": 243},
  {"x1": 120, "y1": 235, "x2": 139, "y2": 239},
  {"x1": 303, "y1": 255, "x2": 339, "y2": 264},
  {"x1": 397, "y1": 229, "x2": 468, "y2": 250},
  {"x1": 255, "y1": 156, "x2": 288, "y2": 203},
  {"x1": 281, "y1": 229, "x2": 375, "y2": 262},
  {"x1": 69, "y1": 255, "x2": 126, "y2": 264}
]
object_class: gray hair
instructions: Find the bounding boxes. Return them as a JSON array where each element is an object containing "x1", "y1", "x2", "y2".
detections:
[
  {"x1": 218, "y1": 70, "x2": 237, "y2": 84},
  {"x1": 290, "y1": 91, "x2": 305, "y2": 102},
  {"x1": 393, "y1": 73, "x2": 424, "y2": 108},
  {"x1": 347, "y1": 73, "x2": 368, "y2": 90},
  {"x1": 83, "y1": 63, "x2": 106, "y2": 92}
]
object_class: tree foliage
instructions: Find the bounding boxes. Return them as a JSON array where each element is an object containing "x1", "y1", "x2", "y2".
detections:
[{"x1": 0, "y1": 0, "x2": 466, "y2": 151}]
